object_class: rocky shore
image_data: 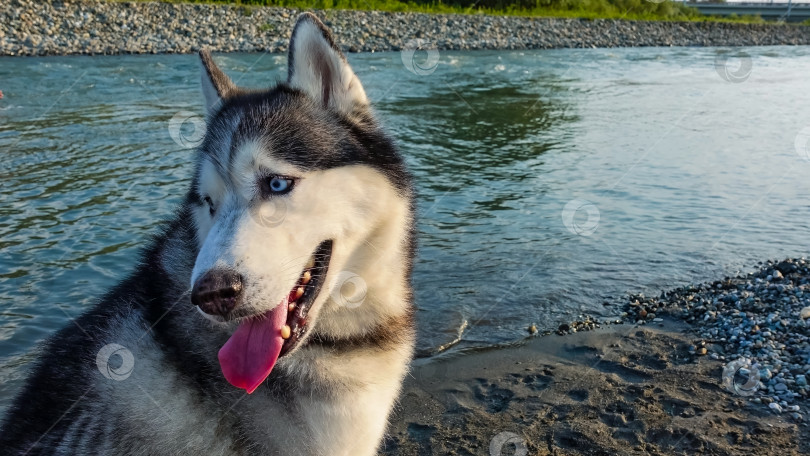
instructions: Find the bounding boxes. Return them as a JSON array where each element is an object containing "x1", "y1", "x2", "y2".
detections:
[
  {"x1": 622, "y1": 258, "x2": 810, "y2": 423},
  {"x1": 3, "y1": 0, "x2": 810, "y2": 57}
]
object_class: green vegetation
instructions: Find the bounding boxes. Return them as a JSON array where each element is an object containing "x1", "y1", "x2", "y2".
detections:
[{"x1": 119, "y1": 0, "x2": 772, "y2": 24}]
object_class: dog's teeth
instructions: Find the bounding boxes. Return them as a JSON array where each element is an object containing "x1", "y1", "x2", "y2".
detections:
[
  {"x1": 280, "y1": 325, "x2": 291, "y2": 340},
  {"x1": 295, "y1": 287, "x2": 304, "y2": 299},
  {"x1": 288, "y1": 302, "x2": 296, "y2": 312},
  {"x1": 305, "y1": 257, "x2": 315, "y2": 269},
  {"x1": 301, "y1": 271, "x2": 311, "y2": 284}
]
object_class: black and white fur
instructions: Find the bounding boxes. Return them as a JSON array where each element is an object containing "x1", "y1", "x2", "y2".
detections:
[{"x1": 0, "y1": 13, "x2": 416, "y2": 455}]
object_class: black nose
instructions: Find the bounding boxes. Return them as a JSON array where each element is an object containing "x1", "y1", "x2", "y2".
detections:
[{"x1": 191, "y1": 269, "x2": 243, "y2": 317}]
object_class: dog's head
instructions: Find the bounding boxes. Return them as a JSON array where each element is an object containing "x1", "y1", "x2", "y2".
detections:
[{"x1": 187, "y1": 13, "x2": 414, "y2": 393}]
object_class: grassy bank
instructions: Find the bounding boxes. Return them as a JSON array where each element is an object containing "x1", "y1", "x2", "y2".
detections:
[{"x1": 115, "y1": 0, "x2": 774, "y2": 24}]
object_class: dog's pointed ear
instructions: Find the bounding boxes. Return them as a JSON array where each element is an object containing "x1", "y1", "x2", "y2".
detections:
[
  {"x1": 287, "y1": 13, "x2": 368, "y2": 116},
  {"x1": 199, "y1": 49, "x2": 236, "y2": 114}
]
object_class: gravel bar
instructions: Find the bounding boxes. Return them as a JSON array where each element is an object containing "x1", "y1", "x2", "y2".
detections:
[{"x1": 3, "y1": 0, "x2": 810, "y2": 56}]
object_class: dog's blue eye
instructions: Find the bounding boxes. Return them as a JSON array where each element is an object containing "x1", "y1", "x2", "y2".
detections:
[
  {"x1": 264, "y1": 176, "x2": 294, "y2": 195},
  {"x1": 270, "y1": 178, "x2": 288, "y2": 192}
]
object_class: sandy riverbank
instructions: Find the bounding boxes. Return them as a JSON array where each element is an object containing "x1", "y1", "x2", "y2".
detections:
[
  {"x1": 388, "y1": 318, "x2": 808, "y2": 455},
  {"x1": 386, "y1": 258, "x2": 810, "y2": 455}
]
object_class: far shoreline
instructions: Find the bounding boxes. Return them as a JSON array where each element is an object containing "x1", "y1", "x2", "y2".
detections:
[{"x1": 2, "y1": 1, "x2": 810, "y2": 57}]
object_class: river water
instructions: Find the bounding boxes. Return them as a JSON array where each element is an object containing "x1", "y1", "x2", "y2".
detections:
[{"x1": 2, "y1": 46, "x2": 810, "y2": 411}]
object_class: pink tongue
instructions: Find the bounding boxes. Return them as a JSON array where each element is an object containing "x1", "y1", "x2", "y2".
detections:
[{"x1": 218, "y1": 297, "x2": 288, "y2": 394}]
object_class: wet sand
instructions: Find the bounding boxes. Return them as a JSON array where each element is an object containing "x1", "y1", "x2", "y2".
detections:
[{"x1": 384, "y1": 319, "x2": 809, "y2": 455}]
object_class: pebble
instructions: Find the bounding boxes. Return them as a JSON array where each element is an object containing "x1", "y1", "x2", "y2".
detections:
[
  {"x1": 555, "y1": 316, "x2": 601, "y2": 336},
  {"x1": 4, "y1": 0, "x2": 810, "y2": 56},
  {"x1": 769, "y1": 402, "x2": 783, "y2": 413}
]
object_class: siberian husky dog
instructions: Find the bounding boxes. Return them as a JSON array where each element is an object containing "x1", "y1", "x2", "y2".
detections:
[{"x1": 1, "y1": 13, "x2": 416, "y2": 456}]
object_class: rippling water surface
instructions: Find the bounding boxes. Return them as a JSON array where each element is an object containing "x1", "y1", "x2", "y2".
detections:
[{"x1": 2, "y1": 47, "x2": 810, "y2": 411}]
